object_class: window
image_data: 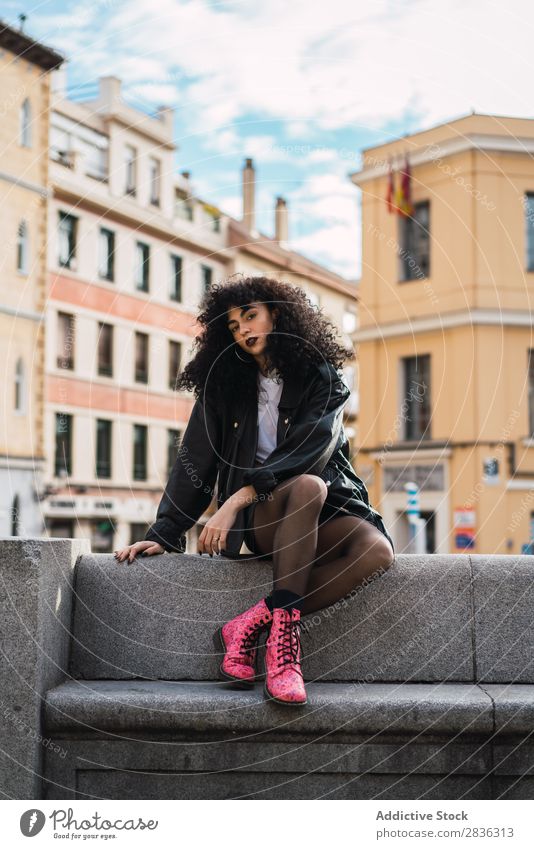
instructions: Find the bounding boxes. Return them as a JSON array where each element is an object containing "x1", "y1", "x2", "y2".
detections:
[
  {"x1": 20, "y1": 98, "x2": 31, "y2": 147},
  {"x1": 525, "y1": 194, "x2": 534, "y2": 272},
  {"x1": 58, "y1": 211, "x2": 77, "y2": 269},
  {"x1": 14, "y1": 358, "x2": 25, "y2": 413},
  {"x1": 55, "y1": 412, "x2": 72, "y2": 477},
  {"x1": 96, "y1": 419, "x2": 112, "y2": 478},
  {"x1": 167, "y1": 429, "x2": 182, "y2": 475},
  {"x1": 175, "y1": 189, "x2": 193, "y2": 221},
  {"x1": 201, "y1": 264, "x2": 212, "y2": 292},
  {"x1": 135, "y1": 332, "x2": 149, "y2": 383},
  {"x1": 529, "y1": 349, "x2": 534, "y2": 438},
  {"x1": 169, "y1": 340, "x2": 182, "y2": 390},
  {"x1": 125, "y1": 144, "x2": 137, "y2": 196},
  {"x1": 57, "y1": 312, "x2": 75, "y2": 370},
  {"x1": 399, "y1": 201, "x2": 430, "y2": 281},
  {"x1": 403, "y1": 355, "x2": 431, "y2": 441},
  {"x1": 97, "y1": 322, "x2": 113, "y2": 377},
  {"x1": 11, "y1": 494, "x2": 20, "y2": 537},
  {"x1": 170, "y1": 254, "x2": 182, "y2": 301},
  {"x1": 85, "y1": 143, "x2": 107, "y2": 181},
  {"x1": 149, "y1": 157, "x2": 161, "y2": 206},
  {"x1": 135, "y1": 241, "x2": 150, "y2": 292},
  {"x1": 17, "y1": 221, "x2": 29, "y2": 273},
  {"x1": 133, "y1": 424, "x2": 147, "y2": 480},
  {"x1": 98, "y1": 228, "x2": 115, "y2": 280}
]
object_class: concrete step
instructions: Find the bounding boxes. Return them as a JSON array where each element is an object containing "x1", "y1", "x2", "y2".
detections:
[
  {"x1": 43, "y1": 680, "x2": 534, "y2": 800},
  {"x1": 45, "y1": 680, "x2": 494, "y2": 735},
  {"x1": 69, "y1": 552, "x2": 534, "y2": 683}
]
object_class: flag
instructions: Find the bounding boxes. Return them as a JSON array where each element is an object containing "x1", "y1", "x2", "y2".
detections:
[
  {"x1": 395, "y1": 156, "x2": 415, "y2": 218},
  {"x1": 386, "y1": 158, "x2": 395, "y2": 213}
]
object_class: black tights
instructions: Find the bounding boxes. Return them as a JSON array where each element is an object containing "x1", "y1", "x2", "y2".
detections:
[{"x1": 250, "y1": 475, "x2": 395, "y2": 616}]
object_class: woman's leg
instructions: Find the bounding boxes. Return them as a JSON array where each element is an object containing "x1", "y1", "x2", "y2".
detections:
[
  {"x1": 251, "y1": 474, "x2": 328, "y2": 597},
  {"x1": 301, "y1": 514, "x2": 395, "y2": 615}
]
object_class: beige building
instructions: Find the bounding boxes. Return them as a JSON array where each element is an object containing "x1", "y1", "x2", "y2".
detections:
[
  {"x1": 0, "y1": 21, "x2": 63, "y2": 537},
  {"x1": 351, "y1": 112, "x2": 534, "y2": 555}
]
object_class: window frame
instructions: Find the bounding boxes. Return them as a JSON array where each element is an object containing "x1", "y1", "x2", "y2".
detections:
[
  {"x1": 20, "y1": 98, "x2": 32, "y2": 147},
  {"x1": 96, "y1": 418, "x2": 113, "y2": 479},
  {"x1": 135, "y1": 241, "x2": 150, "y2": 292},
  {"x1": 57, "y1": 312, "x2": 75, "y2": 371},
  {"x1": 402, "y1": 354, "x2": 432, "y2": 441},
  {"x1": 398, "y1": 200, "x2": 430, "y2": 282},
  {"x1": 55, "y1": 412, "x2": 73, "y2": 477},
  {"x1": 134, "y1": 331, "x2": 149, "y2": 384},
  {"x1": 58, "y1": 211, "x2": 78, "y2": 270},
  {"x1": 133, "y1": 423, "x2": 148, "y2": 481},
  {"x1": 124, "y1": 144, "x2": 137, "y2": 197},
  {"x1": 17, "y1": 221, "x2": 29, "y2": 274},
  {"x1": 98, "y1": 227, "x2": 115, "y2": 281},
  {"x1": 170, "y1": 253, "x2": 183, "y2": 302},
  {"x1": 97, "y1": 322, "x2": 114, "y2": 377}
]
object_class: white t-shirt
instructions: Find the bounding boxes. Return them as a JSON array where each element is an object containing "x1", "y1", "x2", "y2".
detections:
[{"x1": 255, "y1": 370, "x2": 283, "y2": 463}]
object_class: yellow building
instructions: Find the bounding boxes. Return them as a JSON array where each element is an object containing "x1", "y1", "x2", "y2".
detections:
[
  {"x1": 351, "y1": 112, "x2": 534, "y2": 555},
  {"x1": 0, "y1": 21, "x2": 63, "y2": 536}
]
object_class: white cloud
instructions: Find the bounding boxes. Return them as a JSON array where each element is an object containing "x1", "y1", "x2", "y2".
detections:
[{"x1": 36, "y1": 0, "x2": 534, "y2": 137}]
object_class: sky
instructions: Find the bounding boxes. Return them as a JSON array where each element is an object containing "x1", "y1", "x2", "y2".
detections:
[{"x1": 6, "y1": 0, "x2": 534, "y2": 278}]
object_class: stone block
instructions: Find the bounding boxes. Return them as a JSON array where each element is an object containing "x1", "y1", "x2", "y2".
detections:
[
  {"x1": 70, "y1": 554, "x2": 475, "y2": 682},
  {"x1": 0, "y1": 537, "x2": 90, "y2": 799},
  {"x1": 471, "y1": 555, "x2": 534, "y2": 683}
]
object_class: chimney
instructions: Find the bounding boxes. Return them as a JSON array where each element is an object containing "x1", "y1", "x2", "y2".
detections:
[
  {"x1": 97, "y1": 76, "x2": 122, "y2": 113},
  {"x1": 242, "y1": 158, "x2": 255, "y2": 232},
  {"x1": 275, "y1": 196, "x2": 289, "y2": 245}
]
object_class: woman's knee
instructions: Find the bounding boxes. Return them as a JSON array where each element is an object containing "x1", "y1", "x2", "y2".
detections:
[
  {"x1": 283, "y1": 474, "x2": 328, "y2": 508},
  {"x1": 346, "y1": 533, "x2": 395, "y2": 578}
]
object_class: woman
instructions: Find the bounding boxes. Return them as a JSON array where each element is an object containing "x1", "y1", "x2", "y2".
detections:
[{"x1": 115, "y1": 276, "x2": 395, "y2": 706}]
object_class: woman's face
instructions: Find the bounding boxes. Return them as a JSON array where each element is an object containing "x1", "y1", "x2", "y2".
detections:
[{"x1": 227, "y1": 302, "x2": 278, "y2": 368}]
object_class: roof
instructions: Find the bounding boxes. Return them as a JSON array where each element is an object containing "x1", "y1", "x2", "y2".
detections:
[{"x1": 0, "y1": 19, "x2": 64, "y2": 71}]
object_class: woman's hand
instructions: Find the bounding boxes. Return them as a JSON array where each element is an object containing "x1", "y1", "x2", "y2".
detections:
[
  {"x1": 197, "y1": 501, "x2": 239, "y2": 556},
  {"x1": 114, "y1": 540, "x2": 165, "y2": 563}
]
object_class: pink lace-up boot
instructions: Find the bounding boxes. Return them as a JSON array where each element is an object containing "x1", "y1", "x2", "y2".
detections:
[
  {"x1": 264, "y1": 607, "x2": 307, "y2": 705},
  {"x1": 215, "y1": 599, "x2": 272, "y2": 688}
]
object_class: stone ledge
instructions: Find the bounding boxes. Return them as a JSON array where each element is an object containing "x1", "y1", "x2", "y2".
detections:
[
  {"x1": 45, "y1": 680, "x2": 494, "y2": 736},
  {"x1": 70, "y1": 553, "x2": 476, "y2": 682}
]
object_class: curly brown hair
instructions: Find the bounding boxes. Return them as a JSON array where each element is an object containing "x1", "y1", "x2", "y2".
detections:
[{"x1": 178, "y1": 276, "x2": 354, "y2": 407}]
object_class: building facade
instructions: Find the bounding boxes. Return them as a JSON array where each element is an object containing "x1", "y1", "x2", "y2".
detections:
[
  {"x1": 44, "y1": 76, "x2": 231, "y2": 551},
  {"x1": 351, "y1": 113, "x2": 534, "y2": 555},
  {"x1": 0, "y1": 21, "x2": 63, "y2": 537}
]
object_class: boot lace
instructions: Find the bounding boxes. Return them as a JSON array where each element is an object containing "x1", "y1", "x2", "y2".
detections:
[
  {"x1": 276, "y1": 614, "x2": 301, "y2": 668},
  {"x1": 239, "y1": 617, "x2": 268, "y2": 659}
]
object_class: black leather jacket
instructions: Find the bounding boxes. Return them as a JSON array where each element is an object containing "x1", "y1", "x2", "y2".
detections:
[{"x1": 144, "y1": 360, "x2": 387, "y2": 557}]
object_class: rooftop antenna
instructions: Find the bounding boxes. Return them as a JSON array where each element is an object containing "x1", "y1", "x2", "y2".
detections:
[{"x1": 18, "y1": 13, "x2": 27, "y2": 31}]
